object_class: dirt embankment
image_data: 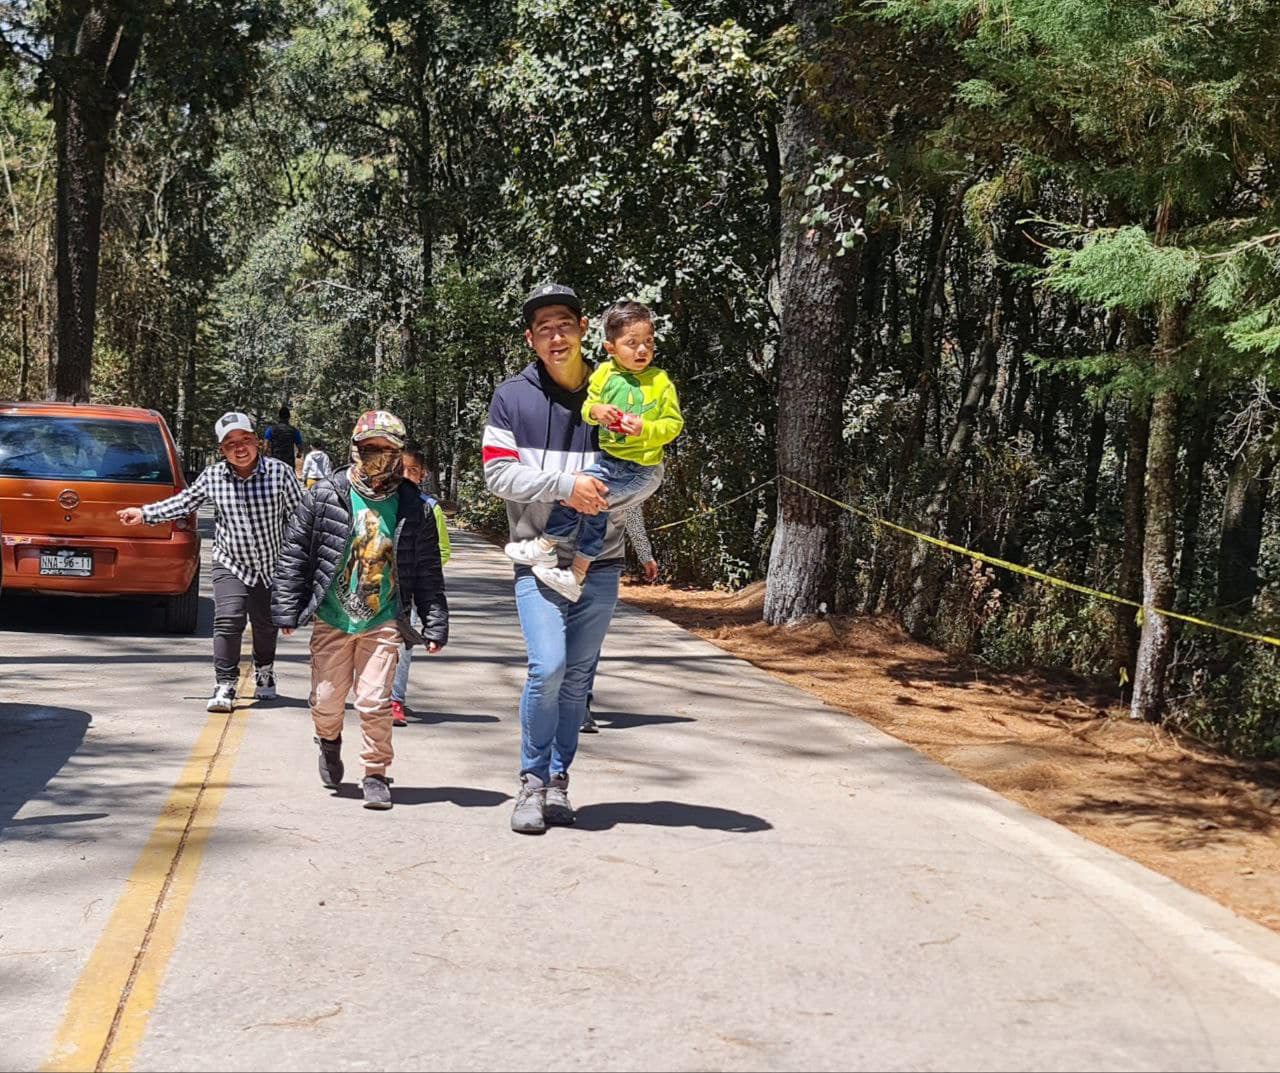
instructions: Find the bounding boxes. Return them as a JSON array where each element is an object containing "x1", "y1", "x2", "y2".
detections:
[{"x1": 620, "y1": 579, "x2": 1280, "y2": 934}]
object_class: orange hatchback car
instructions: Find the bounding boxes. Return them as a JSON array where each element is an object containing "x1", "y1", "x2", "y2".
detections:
[{"x1": 0, "y1": 402, "x2": 201, "y2": 632}]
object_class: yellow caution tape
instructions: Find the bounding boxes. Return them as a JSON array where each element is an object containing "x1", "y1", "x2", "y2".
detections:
[
  {"x1": 643, "y1": 471, "x2": 1280, "y2": 649},
  {"x1": 648, "y1": 476, "x2": 779, "y2": 533},
  {"x1": 780, "y1": 476, "x2": 1280, "y2": 650}
]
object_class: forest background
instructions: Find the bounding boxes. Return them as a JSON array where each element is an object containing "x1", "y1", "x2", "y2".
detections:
[{"x1": 2, "y1": 0, "x2": 1279, "y2": 754}]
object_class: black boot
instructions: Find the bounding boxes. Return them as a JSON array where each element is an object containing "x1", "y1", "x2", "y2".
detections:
[{"x1": 316, "y1": 735, "x2": 344, "y2": 789}]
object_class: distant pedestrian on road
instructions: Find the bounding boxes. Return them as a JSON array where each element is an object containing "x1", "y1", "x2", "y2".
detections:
[
  {"x1": 483, "y1": 283, "x2": 652, "y2": 834},
  {"x1": 118, "y1": 412, "x2": 302, "y2": 712},
  {"x1": 272, "y1": 411, "x2": 448, "y2": 810},
  {"x1": 264, "y1": 405, "x2": 303, "y2": 472},
  {"x1": 301, "y1": 440, "x2": 332, "y2": 489},
  {"x1": 390, "y1": 443, "x2": 451, "y2": 727}
]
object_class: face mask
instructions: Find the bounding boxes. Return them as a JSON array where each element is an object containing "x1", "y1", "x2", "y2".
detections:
[{"x1": 352, "y1": 444, "x2": 404, "y2": 491}]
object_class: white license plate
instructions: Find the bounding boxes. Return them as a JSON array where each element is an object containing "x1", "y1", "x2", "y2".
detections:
[{"x1": 40, "y1": 550, "x2": 93, "y2": 576}]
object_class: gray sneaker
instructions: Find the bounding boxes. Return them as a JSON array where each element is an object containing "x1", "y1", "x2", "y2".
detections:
[
  {"x1": 545, "y1": 772, "x2": 575, "y2": 826},
  {"x1": 316, "y1": 735, "x2": 344, "y2": 789},
  {"x1": 511, "y1": 774, "x2": 547, "y2": 834},
  {"x1": 362, "y1": 774, "x2": 392, "y2": 810}
]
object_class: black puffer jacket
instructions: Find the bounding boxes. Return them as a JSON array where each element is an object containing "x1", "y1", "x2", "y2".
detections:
[{"x1": 271, "y1": 468, "x2": 448, "y2": 647}]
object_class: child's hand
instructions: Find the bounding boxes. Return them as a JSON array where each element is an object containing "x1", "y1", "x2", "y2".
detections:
[
  {"x1": 591, "y1": 404, "x2": 622, "y2": 426},
  {"x1": 618, "y1": 413, "x2": 643, "y2": 437}
]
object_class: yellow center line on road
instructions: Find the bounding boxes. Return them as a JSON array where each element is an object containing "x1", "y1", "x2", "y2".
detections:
[{"x1": 43, "y1": 663, "x2": 257, "y2": 1073}]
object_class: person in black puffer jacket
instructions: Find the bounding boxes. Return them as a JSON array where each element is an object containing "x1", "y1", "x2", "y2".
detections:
[{"x1": 273, "y1": 410, "x2": 448, "y2": 810}]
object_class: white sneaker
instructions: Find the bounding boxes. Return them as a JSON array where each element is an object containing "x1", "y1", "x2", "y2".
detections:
[
  {"x1": 505, "y1": 538, "x2": 558, "y2": 566},
  {"x1": 206, "y1": 682, "x2": 236, "y2": 713},
  {"x1": 254, "y1": 664, "x2": 277, "y2": 700},
  {"x1": 533, "y1": 564, "x2": 583, "y2": 602}
]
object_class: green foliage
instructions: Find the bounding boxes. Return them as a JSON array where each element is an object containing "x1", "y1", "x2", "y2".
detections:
[
  {"x1": 3, "y1": 0, "x2": 1280, "y2": 758},
  {"x1": 1172, "y1": 636, "x2": 1280, "y2": 758},
  {"x1": 1045, "y1": 227, "x2": 1199, "y2": 312}
]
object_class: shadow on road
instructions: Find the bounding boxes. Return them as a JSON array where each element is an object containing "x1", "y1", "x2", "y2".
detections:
[
  {"x1": 0, "y1": 702, "x2": 92, "y2": 838},
  {"x1": 333, "y1": 783, "x2": 512, "y2": 808},
  {"x1": 590, "y1": 710, "x2": 696, "y2": 730},
  {"x1": 573, "y1": 800, "x2": 771, "y2": 833},
  {"x1": 405, "y1": 711, "x2": 501, "y2": 725}
]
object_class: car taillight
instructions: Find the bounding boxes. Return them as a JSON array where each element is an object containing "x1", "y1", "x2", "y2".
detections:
[{"x1": 175, "y1": 515, "x2": 193, "y2": 531}]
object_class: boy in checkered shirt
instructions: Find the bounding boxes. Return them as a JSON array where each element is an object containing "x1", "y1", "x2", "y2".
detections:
[{"x1": 118, "y1": 412, "x2": 302, "y2": 712}]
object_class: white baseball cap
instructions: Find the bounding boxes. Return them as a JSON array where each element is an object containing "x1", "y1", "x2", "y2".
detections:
[{"x1": 214, "y1": 411, "x2": 255, "y2": 443}]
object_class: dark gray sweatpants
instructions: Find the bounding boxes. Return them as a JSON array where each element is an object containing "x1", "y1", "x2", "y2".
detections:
[{"x1": 211, "y1": 564, "x2": 277, "y2": 683}]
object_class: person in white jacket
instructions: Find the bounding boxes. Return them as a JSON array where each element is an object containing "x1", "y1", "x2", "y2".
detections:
[{"x1": 301, "y1": 441, "x2": 333, "y2": 489}]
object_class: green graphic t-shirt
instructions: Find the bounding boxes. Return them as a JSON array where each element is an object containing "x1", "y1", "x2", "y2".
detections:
[{"x1": 316, "y1": 489, "x2": 400, "y2": 634}]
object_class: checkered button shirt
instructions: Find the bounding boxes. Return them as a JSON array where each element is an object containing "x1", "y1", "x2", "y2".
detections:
[{"x1": 142, "y1": 456, "x2": 303, "y2": 586}]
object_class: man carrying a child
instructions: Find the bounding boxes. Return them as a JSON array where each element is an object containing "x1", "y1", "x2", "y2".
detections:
[{"x1": 482, "y1": 283, "x2": 681, "y2": 834}]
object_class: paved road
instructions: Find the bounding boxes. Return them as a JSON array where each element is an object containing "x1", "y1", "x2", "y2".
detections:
[{"x1": 4, "y1": 526, "x2": 1280, "y2": 1071}]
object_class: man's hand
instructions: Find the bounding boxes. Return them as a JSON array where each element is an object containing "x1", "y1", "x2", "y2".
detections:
[
  {"x1": 591, "y1": 404, "x2": 623, "y2": 427},
  {"x1": 426, "y1": 641, "x2": 442, "y2": 654},
  {"x1": 117, "y1": 507, "x2": 144, "y2": 526},
  {"x1": 561, "y1": 473, "x2": 609, "y2": 515},
  {"x1": 618, "y1": 413, "x2": 643, "y2": 437},
  {"x1": 643, "y1": 559, "x2": 659, "y2": 583},
  {"x1": 281, "y1": 628, "x2": 295, "y2": 636}
]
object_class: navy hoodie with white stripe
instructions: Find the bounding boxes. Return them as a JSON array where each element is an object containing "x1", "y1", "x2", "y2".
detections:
[{"x1": 483, "y1": 361, "x2": 626, "y2": 565}]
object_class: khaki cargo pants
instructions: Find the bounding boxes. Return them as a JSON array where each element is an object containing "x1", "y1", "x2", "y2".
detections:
[{"x1": 310, "y1": 620, "x2": 402, "y2": 774}]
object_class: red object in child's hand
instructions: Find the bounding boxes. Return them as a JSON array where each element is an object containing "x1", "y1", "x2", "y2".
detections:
[{"x1": 607, "y1": 418, "x2": 628, "y2": 435}]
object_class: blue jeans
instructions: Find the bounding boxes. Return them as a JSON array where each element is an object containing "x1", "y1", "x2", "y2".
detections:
[
  {"x1": 391, "y1": 608, "x2": 422, "y2": 704},
  {"x1": 544, "y1": 455, "x2": 661, "y2": 562},
  {"x1": 514, "y1": 562, "x2": 620, "y2": 782}
]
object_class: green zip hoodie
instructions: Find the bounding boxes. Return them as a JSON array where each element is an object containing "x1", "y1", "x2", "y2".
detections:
[{"x1": 582, "y1": 359, "x2": 684, "y2": 466}]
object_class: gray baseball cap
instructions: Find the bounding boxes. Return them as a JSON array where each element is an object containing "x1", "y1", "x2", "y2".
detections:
[{"x1": 522, "y1": 282, "x2": 583, "y2": 326}]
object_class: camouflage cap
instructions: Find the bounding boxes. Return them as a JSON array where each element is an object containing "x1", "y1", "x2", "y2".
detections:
[{"x1": 351, "y1": 410, "x2": 407, "y2": 448}]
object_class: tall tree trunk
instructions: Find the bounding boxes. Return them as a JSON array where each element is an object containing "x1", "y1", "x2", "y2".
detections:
[
  {"x1": 426, "y1": 375, "x2": 440, "y2": 480},
  {"x1": 864, "y1": 188, "x2": 966, "y2": 614},
  {"x1": 1080, "y1": 313, "x2": 1123, "y2": 556},
  {"x1": 1176, "y1": 399, "x2": 1214, "y2": 606},
  {"x1": 50, "y1": 7, "x2": 144, "y2": 401},
  {"x1": 0, "y1": 133, "x2": 32, "y2": 397},
  {"x1": 1217, "y1": 441, "x2": 1277, "y2": 610},
  {"x1": 175, "y1": 312, "x2": 197, "y2": 468},
  {"x1": 1130, "y1": 304, "x2": 1183, "y2": 722},
  {"x1": 763, "y1": 0, "x2": 861, "y2": 625},
  {"x1": 902, "y1": 289, "x2": 1001, "y2": 635},
  {"x1": 1114, "y1": 395, "x2": 1149, "y2": 677},
  {"x1": 1082, "y1": 408, "x2": 1107, "y2": 523}
]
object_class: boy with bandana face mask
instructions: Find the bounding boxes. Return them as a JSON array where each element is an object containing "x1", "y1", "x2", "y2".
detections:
[{"x1": 273, "y1": 410, "x2": 449, "y2": 810}]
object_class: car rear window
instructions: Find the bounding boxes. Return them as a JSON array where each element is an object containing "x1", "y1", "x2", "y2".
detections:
[{"x1": 0, "y1": 415, "x2": 174, "y2": 484}]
